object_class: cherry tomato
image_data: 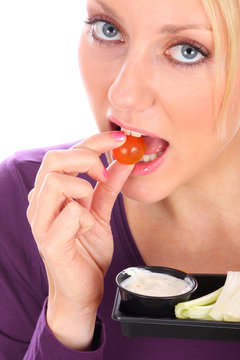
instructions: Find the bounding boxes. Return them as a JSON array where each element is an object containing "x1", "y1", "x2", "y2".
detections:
[{"x1": 113, "y1": 135, "x2": 146, "y2": 164}]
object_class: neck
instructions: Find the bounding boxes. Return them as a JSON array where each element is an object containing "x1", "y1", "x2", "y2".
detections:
[
  {"x1": 162, "y1": 140, "x2": 240, "y2": 224},
  {"x1": 123, "y1": 140, "x2": 240, "y2": 272}
]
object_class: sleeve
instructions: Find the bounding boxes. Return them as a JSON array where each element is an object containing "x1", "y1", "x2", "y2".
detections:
[
  {"x1": 0, "y1": 154, "x2": 106, "y2": 360},
  {"x1": 23, "y1": 299, "x2": 106, "y2": 360}
]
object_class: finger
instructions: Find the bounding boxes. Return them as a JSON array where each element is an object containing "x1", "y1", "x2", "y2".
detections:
[
  {"x1": 29, "y1": 149, "x2": 106, "y2": 221},
  {"x1": 72, "y1": 131, "x2": 126, "y2": 154},
  {"x1": 29, "y1": 131, "x2": 126, "y2": 220},
  {"x1": 40, "y1": 200, "x2": 94, "y2": 259},
  {"x1": 30, "y1": 173, "x2": 93, "y2": 233},
  {"x1": 32, "y1": 131, "x2": 126, "y2": 207},
  {"x1": 91, "y1": 161, "x2": 134, "y2": 224},
  {"x1": 35, "y1": 148, "x2": 108, "y2": 189}
]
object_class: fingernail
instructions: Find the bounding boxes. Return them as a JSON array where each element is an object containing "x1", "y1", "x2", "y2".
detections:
[
  {"x1": 112, "y1": 131, "x2": 126, "y2": 141},
  {"x1": 103, "y1": 168, "x2": 109, "y2": 179}
]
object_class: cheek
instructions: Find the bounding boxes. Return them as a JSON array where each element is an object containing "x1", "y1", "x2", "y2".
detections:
[
  {"x1": 155, "y1": 69, "x2": 227, "y2": 174},
  {"x1": 78, "y1": 33, "x2": 111, "y2": 126},
  {"x1": 160, "y1": 72, "x2": 217, "y2": 134}
]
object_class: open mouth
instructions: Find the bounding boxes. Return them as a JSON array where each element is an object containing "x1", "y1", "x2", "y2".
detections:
[{"x1": 110, "y1": 121, "x2": 169, "y2": 164}]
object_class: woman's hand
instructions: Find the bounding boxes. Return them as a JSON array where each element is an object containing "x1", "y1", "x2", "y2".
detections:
[{"x1": 27, "y1": 131, "x2": 133, "y2": 350}]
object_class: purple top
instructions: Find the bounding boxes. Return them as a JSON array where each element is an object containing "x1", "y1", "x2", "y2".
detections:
[{"x1": 0, "y1": 143, "x2": 239, "y2": 359}]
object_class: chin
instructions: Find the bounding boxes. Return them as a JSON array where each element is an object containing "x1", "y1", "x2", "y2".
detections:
[{"x1": 120, "y1": 178, "x2": 173, "y2": 204}]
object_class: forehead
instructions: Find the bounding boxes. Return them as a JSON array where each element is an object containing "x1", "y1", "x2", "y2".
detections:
[{"x1": 87, "y1": 0, "x2": 211, "y2": 30}]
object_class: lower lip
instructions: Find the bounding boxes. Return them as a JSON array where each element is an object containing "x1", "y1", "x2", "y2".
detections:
[{"x1": 132, "y1": 147, "x2": 168, "y2": 176}]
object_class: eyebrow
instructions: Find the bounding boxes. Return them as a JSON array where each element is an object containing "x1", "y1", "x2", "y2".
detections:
[
  {"x1": 92, "y1": 0, "x2": 121, "y2": 21},
  {"x1": 93, "y1": 0, "x2": 212, "y2": 33},
  {"x1": 159, "y1": 24, "x2": 212, "y2": 33}
]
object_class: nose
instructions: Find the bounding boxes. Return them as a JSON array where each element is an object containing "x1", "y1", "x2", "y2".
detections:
[{"x1": 108, "y1": 53, "x2": 155, "y2": 113}]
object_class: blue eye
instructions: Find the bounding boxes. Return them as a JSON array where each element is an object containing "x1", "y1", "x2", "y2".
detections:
[
  {"x1": 166, "y1": 43, "x2": 207, "y2": 64},
  {"x1": 93, "y1": 21, "x2": 123, "y2": 41}
]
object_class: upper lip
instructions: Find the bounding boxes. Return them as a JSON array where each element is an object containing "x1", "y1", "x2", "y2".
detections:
[{"x1": 108, "y1": 116, "x2": 162, "y2": 139}]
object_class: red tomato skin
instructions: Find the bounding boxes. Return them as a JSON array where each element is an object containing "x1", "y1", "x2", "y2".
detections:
[{"x1": 112, "y1": 135, "x2": 146, "y2": 164}]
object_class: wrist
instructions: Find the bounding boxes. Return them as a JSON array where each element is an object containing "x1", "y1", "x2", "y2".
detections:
[{"x1": 46, "y1": 297, "x2": 97, "y2": 351}]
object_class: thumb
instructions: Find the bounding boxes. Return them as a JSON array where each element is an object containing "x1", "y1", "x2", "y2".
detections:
[{"x1": 91, "y1": 161, "x2": 134, "y2": 223}]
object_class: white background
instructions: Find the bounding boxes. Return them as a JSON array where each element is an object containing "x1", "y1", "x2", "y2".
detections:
[{"x1": 0, "y1": 0, "x2": 98, "y2": 161}]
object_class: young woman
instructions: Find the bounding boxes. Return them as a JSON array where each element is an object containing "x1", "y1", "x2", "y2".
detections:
[{"x1": 1, "y1": 0, "x2": 240, "y2": 359}]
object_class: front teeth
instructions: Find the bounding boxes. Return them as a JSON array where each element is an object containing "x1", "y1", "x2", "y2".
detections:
[
  {"x1": 121, "y1": 127, "x2": 146, "y2": 137},
  {"x1": 140, "y1": 152, "x2": 163, "y2": 163},
  {"x1": 141, "y1": 154, "x2": 158, "y2": 162},
  {"x1": 120, "y1": 126, "x2": 163, "y2": 163}
]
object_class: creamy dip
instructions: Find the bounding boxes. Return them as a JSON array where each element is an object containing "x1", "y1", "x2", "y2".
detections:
[{"x1": 121, "y1": 268, "x2": 192, "y2": 297}]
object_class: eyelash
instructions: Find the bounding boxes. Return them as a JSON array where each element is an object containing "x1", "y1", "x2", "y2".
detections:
[
  {"x1": 166, "y1": 40, "x2": 210, "y2": 68},
  {"x1": 84, "y1": 15, "x2": 211, "y2": 68},
  {"x1": 85, "y1": 15, "x2": 124, "y2": 47}
]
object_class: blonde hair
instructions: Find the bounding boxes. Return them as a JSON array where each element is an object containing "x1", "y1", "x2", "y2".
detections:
[{"x1": 201, "y1": 0, "x2": 240, "y2": 137}]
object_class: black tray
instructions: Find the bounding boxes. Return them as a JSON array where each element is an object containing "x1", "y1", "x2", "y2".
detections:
[{"x1": 112, "y1": 274, "x2": 240, "y2": 341}]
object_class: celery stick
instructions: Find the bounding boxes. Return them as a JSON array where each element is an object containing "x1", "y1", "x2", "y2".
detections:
[
  {"x1": 209, "y1": 272, "x2": 240, "y2": 321},
  {"x1": 222, "y1": 286, "x2": 240, "y2": 322},
  {"x1": 175, "y1": 287, "x2": 222, "y2": 319},
  {"x1": 176, "y1": 304, "x2": 214, "y2": 320}
]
